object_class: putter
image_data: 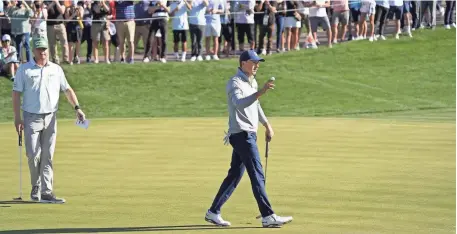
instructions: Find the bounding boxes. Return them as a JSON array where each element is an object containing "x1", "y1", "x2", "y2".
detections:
[
  {"x1": 255, "y1": 139, "x2": 269, "y2": 219},
  {"x1": 13, "y1": 132, "x2": 23, "y2": 201}
]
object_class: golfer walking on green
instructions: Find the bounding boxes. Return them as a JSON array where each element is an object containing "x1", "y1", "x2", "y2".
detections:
[
  {"x1": 205, "y1": 50, "x2": 293, "y2": 228},
  {"x1": 12, "y1": 36, "x2": 86, "y2": 204}
]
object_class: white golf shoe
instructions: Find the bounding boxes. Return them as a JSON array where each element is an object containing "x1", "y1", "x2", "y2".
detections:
[
  {"x1": 261, "y1": 214, "x2": 293, "y2": 228},
  {"x1": 204, "y1": 210, "x2": 231, "y2": 227}
]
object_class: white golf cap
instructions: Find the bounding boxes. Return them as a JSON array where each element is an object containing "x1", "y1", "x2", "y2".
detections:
[{"x1": 2, "y1": 34, "x2": 11, "y2": 41}]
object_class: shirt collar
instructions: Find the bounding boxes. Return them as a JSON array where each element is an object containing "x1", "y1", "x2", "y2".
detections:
[
  {"x1": 31, "y1": 58, "x2": 50, "y2": 68},
  {"x1": 236, "y1": 67, "x2": 254, "y2": 83}
]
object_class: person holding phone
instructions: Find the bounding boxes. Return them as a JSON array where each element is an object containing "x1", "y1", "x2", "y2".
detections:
[{"x1": 31, "y1": 0, "x2": 48, "y2": 38}]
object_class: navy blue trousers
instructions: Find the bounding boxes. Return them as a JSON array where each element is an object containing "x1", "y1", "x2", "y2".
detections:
[{"x1": 209, "y1": 131, "x2": 274, "y2": 217}]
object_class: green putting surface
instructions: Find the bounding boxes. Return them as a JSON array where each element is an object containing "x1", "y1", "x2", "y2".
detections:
[{"x1": 0, "y1": 117, "x2": 454, "y2": 233}]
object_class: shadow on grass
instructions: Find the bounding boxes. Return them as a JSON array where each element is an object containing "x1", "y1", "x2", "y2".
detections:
[
  {"x1": 0, "y1": 200, "x2": 40, "y2": 205},
  {"x1": 0, "y1": 225, "x2": 263, "y2": 233}
]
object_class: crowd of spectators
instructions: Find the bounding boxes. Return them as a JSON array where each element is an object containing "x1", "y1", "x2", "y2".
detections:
[{"x1": 0, "y1": 0, "x2": 454, "y2": 79}]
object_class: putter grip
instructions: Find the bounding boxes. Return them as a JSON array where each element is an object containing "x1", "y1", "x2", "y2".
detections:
[
  {"x1": 18, "y1": 133, "x2": 22, "y2": 146},
  {"x1": 265, "y1": 142, "x2": 269, "y2": 158}
]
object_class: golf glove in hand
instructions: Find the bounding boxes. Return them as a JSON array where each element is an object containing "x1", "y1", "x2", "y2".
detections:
[{"x1": 223, "y1": 131, "x2": 230, "y2": 145}]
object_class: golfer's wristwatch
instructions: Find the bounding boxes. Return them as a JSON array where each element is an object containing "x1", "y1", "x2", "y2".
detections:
[{"x1": 74, "y1": 105, "x2": 81, "y2": 110}]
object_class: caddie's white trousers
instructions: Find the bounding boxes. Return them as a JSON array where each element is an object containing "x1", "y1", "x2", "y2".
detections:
[{"x1": 23, "y1": 111, "x2": 57, "y2": 195}]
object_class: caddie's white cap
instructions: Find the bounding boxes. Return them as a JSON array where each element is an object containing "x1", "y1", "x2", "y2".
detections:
[{"x1": 2, "y1": 34, "x2": 11, "y2": 41}]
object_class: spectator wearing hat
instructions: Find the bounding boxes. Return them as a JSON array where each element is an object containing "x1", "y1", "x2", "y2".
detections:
[{"x1": 0, "y1": 34, "x2": 19, "y2": 80}]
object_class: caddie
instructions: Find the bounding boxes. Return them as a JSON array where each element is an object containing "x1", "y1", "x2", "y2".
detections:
[{"x1": 12, "y1": 36, "x2": 86, "y2": 204}]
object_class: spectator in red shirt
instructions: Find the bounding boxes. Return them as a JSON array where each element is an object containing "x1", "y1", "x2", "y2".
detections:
[{"x1": 108, "y1": 0, "x2": 120, "y2": 62}]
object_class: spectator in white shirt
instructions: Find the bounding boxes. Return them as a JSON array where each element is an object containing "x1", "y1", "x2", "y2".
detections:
[
  {"x1": 234, "y1": 0, "x2": 256, "y2": 51},
  {"x1": 205, "y1": 0, "x2": 224, "y2": 60},
  {"x1": 306, "y1": 0, "x2": 332, "y2": 48},
  {"x1": 170, "y1": 0, "x2": 191, "y2": 62},
  {"x1": 0, "y1": 34, "x2": 19, "y2": 80}
]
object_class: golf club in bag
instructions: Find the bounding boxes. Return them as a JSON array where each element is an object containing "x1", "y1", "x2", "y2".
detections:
[
  {"x1": 255, "y1": 140, "x2": 269, "y2": 219},
  {"x1": 13, "y1": 132, "x2": 23, "y2": 201}
]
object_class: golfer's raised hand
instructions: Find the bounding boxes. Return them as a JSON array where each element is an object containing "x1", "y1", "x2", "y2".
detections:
[
  {"x1": 261, "y1": 80, "x2": 275, "y2": 94},
  {"x1": 76, "y1": 109, "x2": 86, "y2": 123},
  {"x1": 14, "y1": 118, "x2": 23, "y2": 134}
]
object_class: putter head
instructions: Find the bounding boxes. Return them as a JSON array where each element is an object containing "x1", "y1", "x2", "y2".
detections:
[{"x1": 13, "y1": 197, "x2": 22, "y2": 201}]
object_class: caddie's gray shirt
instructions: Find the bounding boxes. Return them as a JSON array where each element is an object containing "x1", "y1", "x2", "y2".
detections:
[
  {"x1": 13, "y1": 60, "x2": 71, "y2": 114},
  {"x1": 226, "y1": 68, "x2": 268, "y2": 134}
]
